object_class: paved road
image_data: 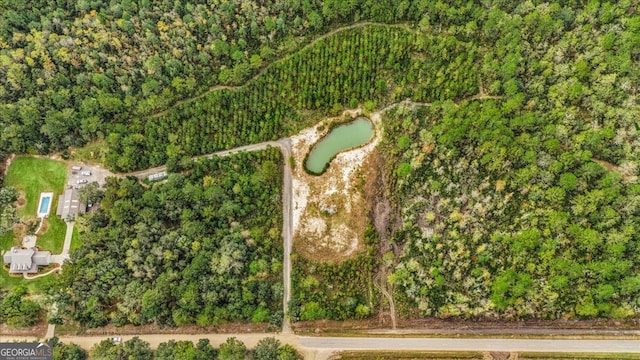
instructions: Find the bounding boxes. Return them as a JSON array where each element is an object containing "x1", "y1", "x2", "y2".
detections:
[
  {"x1": 5, "y1": 334, "x2": 638, "y2": 359},
  {"x1": 299, "y1": 336, "x2": 640, "y2": 353}
]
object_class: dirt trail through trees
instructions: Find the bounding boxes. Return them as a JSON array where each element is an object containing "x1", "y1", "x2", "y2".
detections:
[{"x1": 144, "y1": 22, "x2": 412, "y2": 119}]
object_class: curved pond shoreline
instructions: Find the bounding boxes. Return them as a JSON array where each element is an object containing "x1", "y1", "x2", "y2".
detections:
[{"x1": 304, "y1": 117, "x2": 374, "y2": 175}]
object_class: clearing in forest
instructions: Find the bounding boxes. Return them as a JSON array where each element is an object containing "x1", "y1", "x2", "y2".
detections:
[
  {"x1": 291, "y1": 109, "x2": 381, "y2": 262},
  {"x1": 3, "y1": 157, "x2": 68, "y2": 253}
]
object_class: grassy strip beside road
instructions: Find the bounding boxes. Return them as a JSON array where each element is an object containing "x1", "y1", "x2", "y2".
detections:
[
  {"x1": 337, "y1": 351, "x2": 482, "y2": 359},
  {"x1": 70, "y1": 225, "x2": 81, "y2": 251},
  {"x1": 296, "y1": 330, "x2": 640, "y2": 340},
  {"x1": 520, "y1": 353, "x2": 640, "y2": 359},
  {"x1": 336, "y1": 351, "x2": 640, "y2": 360}
]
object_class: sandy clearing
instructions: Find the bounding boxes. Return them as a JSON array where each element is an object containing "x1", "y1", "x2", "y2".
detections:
[{"x1": 290, "y1": 108, "x2": 380, "y2": 261}]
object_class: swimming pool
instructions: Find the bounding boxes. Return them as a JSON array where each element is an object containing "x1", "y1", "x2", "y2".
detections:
[
  {"x1": 39, "y1": 197, "x2": 50, "y2": 213},
  {"x1": 37, "y1": 192, "x2": 53, "y2": 218}
]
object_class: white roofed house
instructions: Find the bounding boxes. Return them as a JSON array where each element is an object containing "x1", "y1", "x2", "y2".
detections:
[{"x1": 3, "y1": 247, "x2": 51, "y2": 274}]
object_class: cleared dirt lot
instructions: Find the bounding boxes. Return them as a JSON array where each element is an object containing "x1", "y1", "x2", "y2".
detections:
[{"x1": 291, "y1": 108, "x2": 380, "y2": 262}]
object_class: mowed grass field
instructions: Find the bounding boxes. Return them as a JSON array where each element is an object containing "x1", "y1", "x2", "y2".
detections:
[
  {"x1": 0, "y1": 265, "x2": 54, "y2": 292},
  {"x1": 4, "y1": 156, "x2": 67, "y2": 218},
  {"x1": 37, "y1": 215, "x2": 67, "y2": 254}
]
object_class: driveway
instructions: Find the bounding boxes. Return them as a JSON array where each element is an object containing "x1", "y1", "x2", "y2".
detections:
[{"x1": 66, "y1": 163, "x2": 113, "y2": 188}]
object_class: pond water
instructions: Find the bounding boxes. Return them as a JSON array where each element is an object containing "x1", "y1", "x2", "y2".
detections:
[{"x1": 305, "y1": 117, "x2": 374, "y2": 174}]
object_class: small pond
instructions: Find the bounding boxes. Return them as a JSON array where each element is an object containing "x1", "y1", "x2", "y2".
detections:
[{"x1": 304, "y1": 117, "x2": 374, "y2": 174}]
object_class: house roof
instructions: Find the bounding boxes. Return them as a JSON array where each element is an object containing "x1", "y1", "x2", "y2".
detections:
[
  {"x1": 3, "y1": 247, "x2": 52, "y2": 274},
  {"x1": 32, "y1": 251, "x2": 51, "y2": 265}
]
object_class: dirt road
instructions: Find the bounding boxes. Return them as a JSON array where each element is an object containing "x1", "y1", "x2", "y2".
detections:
[
  {"x1": 121, "y1": 141, "x2": 285, "y2": 179},
  {"x1": 277, "y1": 138, "x2": 294, "y2": 333}
]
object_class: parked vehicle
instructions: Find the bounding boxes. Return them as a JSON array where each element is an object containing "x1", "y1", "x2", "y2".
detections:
[
  {"x1": 76, "y1": 179, "x2": 88, "y2": 184},
  {"x1": 81, "y1": 171, "x2": 91, "y2": 176},
  {"x1": 111, "y1": 337, "x2": 122, "y2": 343},
  {"x1": 71, "y1": 165, "x2": 82, "y2": 171}
]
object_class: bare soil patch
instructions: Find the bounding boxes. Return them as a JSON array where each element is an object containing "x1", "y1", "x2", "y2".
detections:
[
  {"x1": 15, "y1": 191, "x2": 26, "y2": 208},
  {"x1": 37, "y1": 219, "x2": 49, "y2": 236},
  {"x1": 362, "y1": 150, "x2": 387, "y2": 240},
  {"x1": 591, "y1": 158, "x2": 638, "y2": 183},
  {"x1": 12, "y1": 223, "x2": 26, "y2": 241},
  {"x1": 291, "y1": 109, "x2": 379, "y2": 262},
  {"x1": 1, "y1": 154, "x2": 15, "y2": 177},
  {"x1": 0, "y1": 323, "x2": 48, "y2": 337}
]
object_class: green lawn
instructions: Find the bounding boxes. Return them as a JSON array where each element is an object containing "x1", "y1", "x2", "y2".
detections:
[
  {"x1": 70, "y1": 225, "x2": 81, "y2": 251},
  {"x1": 4, "y1": 156, "x2": 67, "y2": 253},
  {"x1": 1, "y1": 227, "x2": 58, "y2": 293},
  {"x1": 0, "y1": 268, "x2": 55, "y2": 293},
  {"x1": 4, "y1": 156, "x2": 67, "y2": 218},
  {"x1": 1, "y1": 226, "x2": 59, "y2": 292},
  {"x1": 0, "y1": 229, "x2": 18, "y2": 250},
  {"x1": 37, "y1": 215, "x2": 67, "y2": 254}
]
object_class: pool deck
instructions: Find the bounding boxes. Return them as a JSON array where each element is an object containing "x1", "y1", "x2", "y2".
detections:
[{"x1": 37, "y1": 192, "x2": 54, "y2": 218}]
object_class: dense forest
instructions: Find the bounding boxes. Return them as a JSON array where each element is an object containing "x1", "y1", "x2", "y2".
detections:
[
  {"x1": 1, "y1": 0, "x2": 639, "y2": 326},
  {"x1": 290, "y1": 226, "x2": 379, "y2": 321},
  {"x1": 381, "y1": 1, "x2": 640, "y2": 319},
  {"x1": 49, "y1": 149, "x2": 284, "y2": 327},
  {"x1": 0, "y1": 0, "x2": 470, "y2": 159},
  {"x1": 384, "y1": 102, "x2": 640, "y2": 319},
  {"x1": 105, "y1": 24, "x2": 477, "y2": 171},
  {"x1": 0, "y1": 286, "x2": 44, "y2": 327}
]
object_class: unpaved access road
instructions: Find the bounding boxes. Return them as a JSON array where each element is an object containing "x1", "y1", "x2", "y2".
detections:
[{"x1": 122, "y1": 141, "x2": 286, "y2": 179}]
